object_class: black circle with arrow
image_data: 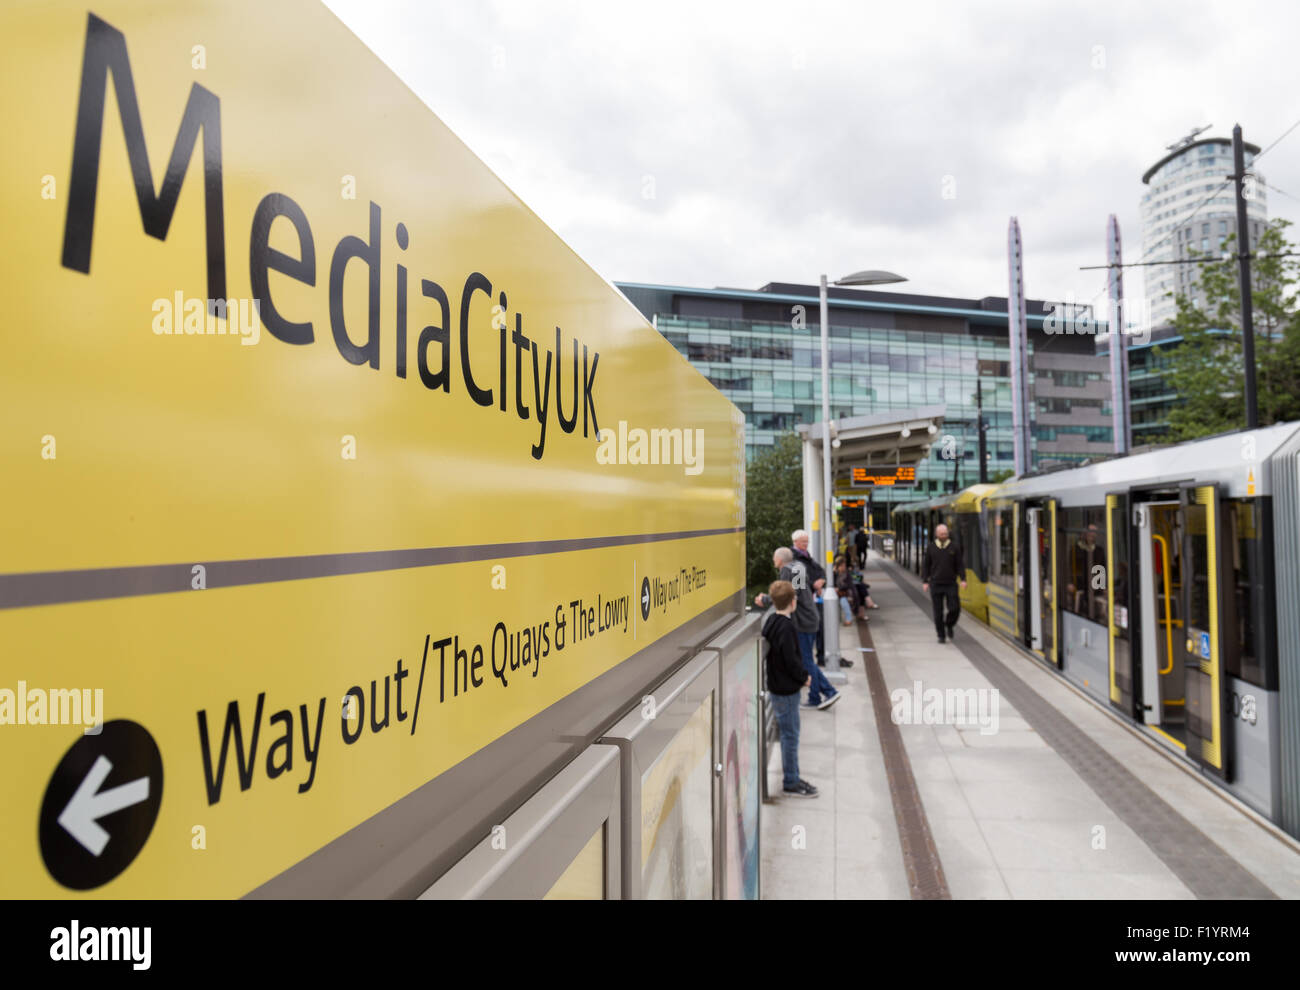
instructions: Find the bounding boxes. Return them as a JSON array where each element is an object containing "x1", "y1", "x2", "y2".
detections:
[{"x1": 39, "y1": 719, "x2": 163, "y2": 890}]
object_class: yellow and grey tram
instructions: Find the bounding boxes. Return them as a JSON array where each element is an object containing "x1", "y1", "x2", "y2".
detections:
[{"x1": 895, "y1": 422, "x2": 1300, "y2": 839}]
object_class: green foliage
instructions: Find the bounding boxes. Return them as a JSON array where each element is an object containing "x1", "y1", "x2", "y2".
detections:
[
  {"x1": 1164, "y1": 220, "x2": 1300, "y2": 441},
  {"x1": 745, "y1": 432, "x2": 804, "y2": 594},
  {"x1": 988, "y1": 468, "x2": 1015, "y2": 484}
]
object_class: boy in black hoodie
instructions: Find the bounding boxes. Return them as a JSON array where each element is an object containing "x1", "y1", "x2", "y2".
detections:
[{"x1": 762, "y1": 580, "x2": 818, "y2": 798}]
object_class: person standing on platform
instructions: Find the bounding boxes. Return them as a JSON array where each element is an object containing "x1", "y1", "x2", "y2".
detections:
[
  {"x1": 922, "y1": 523, "x2": 966, "y2": 644},
  {"x1": 791, "y1": 529, "x2": 827, "y2": 667},
  {"x1": 761, "y1": 580, "x2": 818, "y2": 798},
  {"x1": 755, "y1": 547, "x2": 841, "y2": 710},
  {"x1": 855, "y1": 525, "x2": 869, "y2": 566},
  {"x1": 846, "y1": 525, "x2": 860, "y2": 568}
]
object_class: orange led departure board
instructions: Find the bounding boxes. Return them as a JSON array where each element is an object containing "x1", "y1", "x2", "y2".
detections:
[{"x1": 850, "y1": 465, "x2": 917, "y2": 487}]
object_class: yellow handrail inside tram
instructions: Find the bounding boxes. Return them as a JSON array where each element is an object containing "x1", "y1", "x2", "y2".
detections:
[{"x1": 1153, "y1": 534, "x2": 1174, "y2": 675}]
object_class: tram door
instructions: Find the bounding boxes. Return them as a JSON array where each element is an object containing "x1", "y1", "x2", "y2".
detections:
[
  {"x1": 1135, "y1": 501, "x2": 1184, "y2": 730},
  {"x1": 1105, "y1": 493, "x2": 1135, "y2": 716},
  {"x1": 1179, "y1": 484, "x2": 1228, "y2": 777},
  {"x1": 1023, "y1": 504, "x2": 1057, "y2": 660},
  {"x1": 1025, "y1": 508, "x2": 1043, "y2": 650}
]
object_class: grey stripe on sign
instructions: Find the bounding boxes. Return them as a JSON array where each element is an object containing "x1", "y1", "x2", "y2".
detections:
[
  {"x1": 0, "y1": 526, "x2": 743, "y2": 611},
  {"x1": 883, "y1": 560, "x2": 1277, "y2": 900}
]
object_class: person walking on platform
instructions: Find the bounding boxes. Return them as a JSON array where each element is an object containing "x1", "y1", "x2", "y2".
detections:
[
  {"x1": 755, "y1": 547, "x2": 841, "y2": 710},
  {"x1": 922, "y1": 523, "x2": 966, "y2": 644},
  {"x1": 761, "y1": 580, "x2": 818, "y2": 798}
]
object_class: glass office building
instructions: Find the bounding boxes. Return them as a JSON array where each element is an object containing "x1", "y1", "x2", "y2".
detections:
[{"x1": 618, "y1": 281, "x2": 1115, "y2": 518}]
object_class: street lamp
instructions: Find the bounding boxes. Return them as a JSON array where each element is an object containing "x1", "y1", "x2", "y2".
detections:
[{"x1": 817, "y1": 268, "x2": 906, "y2": 667}]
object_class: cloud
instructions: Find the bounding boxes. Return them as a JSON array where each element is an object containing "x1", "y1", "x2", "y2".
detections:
[{"x1": 323, "y1": 0, "x2": 1300, "y2": 315}]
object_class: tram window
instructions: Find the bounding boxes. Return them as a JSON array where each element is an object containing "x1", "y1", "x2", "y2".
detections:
[
  {"x1": 991, "y1": 507, "x2": 1014, "y2": 588},
  {"x1": 1060, "y1": 506, "x2": 1107, "y2": 625},
  {"x1": 1226, "y1": 500, "x2": 1274, "y2": 688},
  {"x1": 1186, "y1": 502, "x2": 1210, "y2": 635},
  {"x1": 957, "y1": 514, "x2": 985, "y2": 581}
]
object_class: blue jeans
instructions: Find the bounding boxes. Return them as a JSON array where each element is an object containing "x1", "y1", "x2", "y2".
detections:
[
  {"x1": 814, "y1": 598, "x2": 825, "y2": 662},
  {"x1": 796, "y1": 630, "x2": 837, "y2": 704},
  {"x1": 770, "y1": 691, "x2": 801, "y2": 788},
  {"x1": 839, "y1": 596, "x2": 854, "y2": 623}
]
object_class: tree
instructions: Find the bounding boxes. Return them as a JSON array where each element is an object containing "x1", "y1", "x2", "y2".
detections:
[
  {"x1": 745, "y1": 432, "x2": 804, "y2": 595},
  {"x1": 1163, "y1": 220, "x2": 1300, "y2": 441}
]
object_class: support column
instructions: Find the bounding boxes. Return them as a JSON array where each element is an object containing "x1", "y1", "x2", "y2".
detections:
[
  {"x1": 1107, "y1": 214, "x2": 1131, "y2": 456},
  {"x1": 1007, "y1": 217, "x2": 1033, "y2": 476},
  {"x1": 803, "y1": 433, "x2": 821, "y2": 554}
]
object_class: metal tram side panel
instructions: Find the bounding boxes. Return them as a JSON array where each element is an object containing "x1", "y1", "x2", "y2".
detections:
[
  {"x1": 0, "y1": 0, "x2": 747, "y2": 898},
  {"x1": 1269, "y1": 427, "x2": 1300, "y2": 837}
]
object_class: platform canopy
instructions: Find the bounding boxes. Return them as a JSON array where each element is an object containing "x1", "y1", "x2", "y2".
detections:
[{"x1": 797, "y1": 405, "x2": 946, "y2": 497}]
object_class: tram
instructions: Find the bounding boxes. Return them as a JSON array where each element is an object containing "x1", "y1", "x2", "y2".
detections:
[{"x1": 894, "y1": 422, "x2": 1300, "y2": 837}]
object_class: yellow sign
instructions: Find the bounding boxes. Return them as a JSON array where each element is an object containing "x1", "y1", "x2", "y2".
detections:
[{"x1": 0, "y1": 1, "x2": 743, "y2": 896}]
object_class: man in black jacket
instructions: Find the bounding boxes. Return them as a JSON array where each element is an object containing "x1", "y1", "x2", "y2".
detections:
[
  {"x1": 754, "y1": 548, "x2": 841, "y2": 709},
  {"x1": 922, "y1": 523, "x2": 966, "y2": 643},
  {"x1": 761, "y1": 580, "x2": 818, "y2": 798}
]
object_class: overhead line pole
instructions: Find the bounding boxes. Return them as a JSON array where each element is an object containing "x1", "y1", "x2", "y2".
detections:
[{"x1": 1232, "y1": 124, "x2": 1259, "y2": 430}]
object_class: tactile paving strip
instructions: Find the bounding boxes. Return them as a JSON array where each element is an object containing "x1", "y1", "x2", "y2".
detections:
[
  {"x1": 883, "y1": 561, "x2": 1277, "y2": 900},
  {"x1": 857, "y1": 618, "x2": 952, "y2": 900}
]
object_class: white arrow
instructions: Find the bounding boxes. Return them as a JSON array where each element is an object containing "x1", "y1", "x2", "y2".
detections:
[{"x1": 57, "y1": 755, "x2": 150, "y2": 856}]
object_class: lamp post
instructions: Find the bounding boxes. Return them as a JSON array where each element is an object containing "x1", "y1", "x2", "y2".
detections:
[{"x1": 817, "y1": 269, "x2": 906, "y2": 669}]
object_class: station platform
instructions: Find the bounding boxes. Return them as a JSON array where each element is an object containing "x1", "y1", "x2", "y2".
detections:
[{"x1": 761, "y1": 552, "x2": 1300, "y2": 899}]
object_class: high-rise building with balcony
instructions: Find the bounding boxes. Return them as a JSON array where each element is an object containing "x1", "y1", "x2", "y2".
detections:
[{"x1": 1140, "y1": 134, "x2": 1267, "y2": 330}]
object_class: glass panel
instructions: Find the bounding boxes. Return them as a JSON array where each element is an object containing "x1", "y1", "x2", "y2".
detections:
[
  {"x1": 721, "y1": 644, "x2": 760, "y2": 900},
  {"x1": 641, "y1": 693, "x2": 714, "y2": 899},
  {"x1": 992, "y1": 507, "x2": 1015, "y2": 588},
  {"x1": 1039, "y1": 505, "x2": 1054, "y2": 663},
  {"x1": 1060, "y1": 507, "x2": 1108, "y2": 625},
  {"x1": 793, "y1": 346, "x2": 819, "y2": 369},
  {"x1": 958, "y1": 513, "x2": 985, "y2": 582},
  {"x1": 544, "y1": 825, "x2": 605, "y2": 900},
  {"x1": 1186, "y1": 502, "x2": 1209, "y2": 632},
  {"x1": 1109, "y1": 495, "x2": 1131, "y2": 707},
  {"x1": 1226, "y1": 500, "x2": 1271, "y2": 687}
]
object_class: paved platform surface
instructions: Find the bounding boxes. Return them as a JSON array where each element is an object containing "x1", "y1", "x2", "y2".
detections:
[{"x1": 761, "y1": 552, "x2": 1300, "y2": 899}]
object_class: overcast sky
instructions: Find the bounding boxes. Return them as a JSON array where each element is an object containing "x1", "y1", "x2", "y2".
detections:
[{"x1": 323, "y1": 0, "x2": 1300, "y2": 314}]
